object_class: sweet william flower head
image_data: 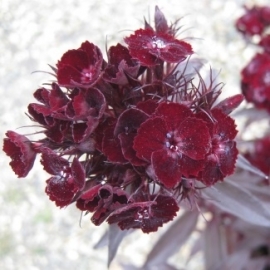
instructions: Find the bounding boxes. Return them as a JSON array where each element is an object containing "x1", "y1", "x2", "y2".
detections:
[{"x1": 3, "y1": 6, "x2": 242, "y2": 237}]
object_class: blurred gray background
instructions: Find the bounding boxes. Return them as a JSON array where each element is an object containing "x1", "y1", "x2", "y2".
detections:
[{"x1": 0, "y1": 0, "x2": 268, "y2": 269}]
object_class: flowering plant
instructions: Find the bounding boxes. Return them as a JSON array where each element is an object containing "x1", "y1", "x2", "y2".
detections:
[{"x1": 3, "y1": 5, "x2": 270, "y2": 269}]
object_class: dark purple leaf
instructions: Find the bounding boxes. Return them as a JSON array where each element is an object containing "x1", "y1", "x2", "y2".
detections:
[
  {"x1": 144, "y1": 210, "x2": 198, "y2": 267},
  {"x1": 203, "y1": 217, "x2": 225, "y2": 270},
  {"x1": 201, "y1": 179, "x2": 270, "y2": 226},
  {"x1": 108, "y1": 223, "x2": 130, "y2": 267}
]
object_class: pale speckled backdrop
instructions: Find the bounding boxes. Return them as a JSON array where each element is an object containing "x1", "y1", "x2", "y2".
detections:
[{"x1": 0, "y1": 0, "x2": 268, "y2": 269}]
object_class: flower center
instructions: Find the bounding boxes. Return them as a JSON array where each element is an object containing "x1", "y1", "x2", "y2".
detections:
[
  {"x1": 165, "y1": 132, "x2": 180, "y2": 153},
  {"x1": 81, "y1": 66, "x2": 95, "y2": 83},
  {"x1": 147, "y1": 36, "x2": 167, "y2": 50},
  {"x1": 135, "y1": 209, "x2": 150, "y2": 222}
]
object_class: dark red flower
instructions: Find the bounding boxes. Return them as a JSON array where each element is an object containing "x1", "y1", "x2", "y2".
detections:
[
  {"x1": 57, "y1": 41, "x2": 103, "y2": 87},
  {"x1": 43, "y1": 152, "x2": 86, "y2": 207},
  {"x1": 114, "y1": 108, "x2": 148, "y2": 166},
  {"x1": 77, "y1": 184, "x2": 129, "y2": 225},
  {"x1": 133, "y1": 102, "x2": 211, "y2": 188},
  {"x1": 241, "y1": 53, "x2": 270, "y2": 111},
  {"x1": 259, "y1": 35, "x2": 270, "y2": 54},
  {"x1": 3, "y1": 131, "x2": 37, "y2": 177},
  {"x1": 104, "y1": 43, "x2": 140, "y2": 85},
  {"x1": 260, "y1": 6, "x2": 270, "y2": 25},
  {"x1": 124, "y1": 28, "x2": 193, "y2": 66},
  {"x1": 107, "y1": 193, "x2": 179, "y2": 233},
  {"x1": 197, "y1": 109, "x2": 238, "y2": 185},
  {"x1": 102, "y1": 125, "x2": 128, "y2": 164},
  {"x1": 245, "y1": 136, "x2": 270, "y2": 175},
  {"x1": 236, "y1": 6, "x2": 265, "y2": 36}
]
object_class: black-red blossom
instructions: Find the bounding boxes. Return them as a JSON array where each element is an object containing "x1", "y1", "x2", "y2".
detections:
[
  {"x1": 197, "y1": 109, "x2": 238, "y2": 185},
  {"x1": 133, "y1": 103, "x2": 211, "y2": 188},
  {"x1": 236, "y1": 4, "x2": 270, "y2": 112},
  {"x1": 241, "y1": 53, "x2": 270, "y2": 112},
  {"x1": 124, "y1": 28, "x2": 193, "y2": 66},
  {"x1": 57, "y1": 41, "x2": 103, "y2": 87},
  {"x1": 3, "y1": 131, "x2": 37, "y2": 177}
]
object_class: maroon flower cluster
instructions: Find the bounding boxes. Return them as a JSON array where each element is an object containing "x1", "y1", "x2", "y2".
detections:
[
  {"x1": 245, "y1": 136, "x2": 270, "y2": 176},
  {"x1": 236, "y1": 5, "x2": 270, "y2": 112},
  {"x1": 3, "y1": 7, "x2": 242, "y2": 233}
]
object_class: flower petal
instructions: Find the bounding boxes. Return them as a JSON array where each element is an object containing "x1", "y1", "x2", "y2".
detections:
[
  {"x1": 155, "y1": 102, "x2": 192, "y2": 131},
  {"x1": 40, "y1": 148, "x2": 69, "y2": 175},
  {"x1": 176, "y1": 117, "x2": 211, "y2": 160},
  {"x1": 134, "y1": 117, "x2": 167, "y2": 161},
  {"x1": 45, "y1": 176, "x2": 77, "y2": 207},
  {"x1": 152, "y1": 149, "x2": 182, "y2": 188}
]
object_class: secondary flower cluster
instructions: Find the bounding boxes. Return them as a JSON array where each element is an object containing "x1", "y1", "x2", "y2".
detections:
[
  {"x1": 236, "y1": 4, "x2": 270, "y2": 178},
  {"x1": 3, "y1": 7, "x2": 242, "y2": 233},
  {"x1": 236, "y1": 5, "x2": 270, "y2": 112}
]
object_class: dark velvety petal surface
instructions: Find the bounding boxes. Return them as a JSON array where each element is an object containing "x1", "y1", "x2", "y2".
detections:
[
  {"x1": 80, "y1": 184, "x2": 102, "y2": 201},
  {"x1": 49, "y1": 83, "x2": 69, "y2": 111},
  {"x1": 118, "y1": 133, "x2": 147, "y2": 166},
  {"x1": 102, "y1": 126, "x2": 127, "y2": 164},
  {"x1": 211, "y1": 109, "x2": 238, "y2": 141},
  {"x1": 45, "y1": 176, "x2": 77, "y2": 207},
  {"x1": 28, "y1": 104, "x2": 53, "y2": 126},
  {"x1": 158, "y1": 35, "x2": 193, "y2": 63},
  {"x1": 72, "y1": 118, "x2": 98, "y2": 143},
  {"x1": 71, "y1": 158, "x2": 85, "y2": 190},
  {"x1": 200, "y1": 156, "x2": 224, "y2": 186},
  {"x1": 178, "y1": 155, "x2": 205, "y2": 177},
  {"x1": 57, "y1": 65, "x2": 83, "y2": 86},
  {"x1": 45, "y1": 120, "x2": 70, "y2": 143},
  {"x1": 57, "y1": 49, "x2": 88, "y2": 70},
  {"x1": 108, "y1": 43, "x2": 133, "y2": 66},
  {"x1": 152, "y1": 149, "x2": 182, "y2": 188},
  {"x1": 3, "y1": 131, "x2": 36, "y2": 177},
  {"x1": 114, "y1": 108, "x2": 148, "y2": 136},
  {"x1": 33, "y1": 87, "x2": 50, "y2": 105},
  {"x1": 176, "y1": 117, "x2": 211, "y2": 159},
  {"x1": 155, "y1": 102, "x2": 192, "y2": 130},
  {"x1": 72, "y1": 88, "x2": 106, "y2": 119},
  {"x1": 136, "y1": 100, "x2": 159, "y2": 115},
  {"x1": 133, "y1": 117, "x2": 167, "y2": 161},
  {"x1": 40, "y1": 148, "x2": 69, "y2": 175},
  {"x1": 107, "y1": 195, "x2": 179, "y2": 233}
]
